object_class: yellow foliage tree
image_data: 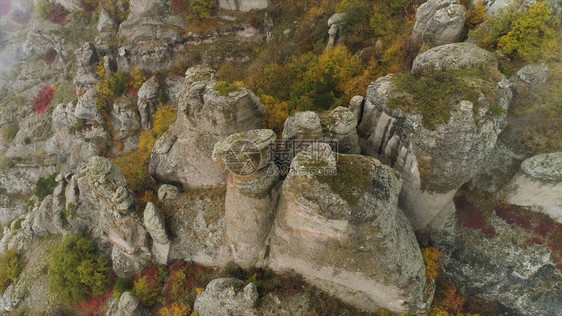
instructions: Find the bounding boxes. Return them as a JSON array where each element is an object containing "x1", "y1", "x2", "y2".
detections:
[
  {"x1": 421, "y1": 247, "x2": 442, "y2": 279},
  {"x1": 158, "y1": 301, "x2": 192, "y2": 316},
  {"x1": 130, "y1": 67, "x2": 148, "y2": 90},
  {"x1": 260, "y1": 95, "x2": 289, "y2": 136},
  {"x1": 467, "y1": 0, "x2": 486, "y2": 29}
]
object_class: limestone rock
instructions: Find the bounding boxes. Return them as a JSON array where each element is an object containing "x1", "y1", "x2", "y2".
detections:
[
  {"x1": 137, "y1": 76, "x2": 161, "y2": 129},
  {"x1": 111, "y1": 98, "x2": 140, "y2": 142},
  {"x1": 504, "y1": 153, "x2": 562, "y2": 222},
  {"x1": 149, "y1": 66, "x2": 265, "y2": 189},
  {"x1": 213, "y1": 129, "x2": 280, "y2": 268},
  {"x1": 75, "y1": 89, "x2": 100, "y2": 122},
  {"x1": 0, "y1": 284, "x2": 24, "y2": 312},
  {"x1": 349, "y1": 95, "x2": 365, "y2": 124},
  {"x1": 218, "y1": 0, "x2": 272, "y2": 11},
  {"x1": 143, "y1": 202, "x2": 169, "y2": 264},
  {"x1": 118, "y1": 292, "x2": 141, "y2": 315},
  {"x1": 412, "y1": 0, "x2": 467, "y2": 47},
  {"x1": 434, "y1": 213, "x2": 562, "y2": 315},
  {"x1": 319, "y1": 106, "x2": 360, "y2": 154},
  {"x1": 111, "y1": 246, "x2": 151, "y2": 278},
  {"x1": 74, "y1": 43, "x2": 99, "y2": 92},
  {"x1": 194, "y1": 278, "x2": 259, "y2": 316},
  {"x1": 282, "y1": 111, "x2": 323, "y2": 141},
  {"x1": 97, "y1": 9, "x2": 117, "y2": 33},
  {"x1": 157, "y1": 184, "x2": 179, "y2": 204},
  {"x1": 412, "y1": 43, "x2": 498, "y2": 73},
  {"x1": 327, "y1": 13, "x2": 345, "y2": 48},
  {"x1": 472, "y1": 0, "x2": 561, "y2": 16},
  {"x1": 509, "y1": 63, "x2": 549, "y2": 96},
  {"x1": 268, "y1": 143, "x2": 432, "y2": 314}
]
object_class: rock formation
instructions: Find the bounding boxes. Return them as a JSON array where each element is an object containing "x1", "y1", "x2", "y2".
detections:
[
  {"x1": 504, "y1": 153, "x2": 562, "y2": 222},
  {"x1": 150, "y1": 66, "x2": 265, "y2": 189},
  {"x1": 267, "y1": 143, "x2": 432, "y2": 314},
  {"x1": 74, "y1": 43, "x2": 100, "y2": 92},
  {"x1": 327, "y1": 13, "x2": 345, "y2": 48},
  {"x1": 137, "y1": 76, "x2": 162, "y2": 130},
  {"x1": 217, "y1": 0, "x2": 272, "y2": 11},
  {"x1": 357, "y1": 43, "x2": 512, "y2": 231},
  {"x1": 143, "y1": 202, "x2": 170, "y2": 265},
  {"x1": 212, "y1": 129, "x2": 280, "y2": 268},
  {"x1": 194, "y1": 278, "x2": 259, "y2": 316},
  {"x1": 412, "y1": 0, "x2": 467, "y2": 47}
]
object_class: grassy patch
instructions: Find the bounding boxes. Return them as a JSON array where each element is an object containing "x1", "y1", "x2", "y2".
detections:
[
  {"x1": 388, "y1": 68, "x2": 502, "y2": 130},
  {"x1": 51, "y1": 80, "x2": 76, "y2": 106},
  {"x1": 214, "y1": 81, "x2": 240, "y2": 96},
  {"x1": 1, "y1": 122, "x2": 18, "y2": 143},
  {"x1": 316, "y1": 155, "x2": 373, "y2": 208}
]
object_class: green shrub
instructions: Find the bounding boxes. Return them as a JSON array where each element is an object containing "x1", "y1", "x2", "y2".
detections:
[
  {"x1": 1, "y1": 123, "x2": 18, "y2": 143},
  {"x1": 48, "y1": 234, "x2": 112, "y2": 304},
  {"x1": 36, "y1": 1, "x2": 54, "y2": 20},
  {"x1": 34, "y1": 174, "x2": 57, "y2": 201},
  {"x1": 214, "y1": 81, "x2": 240, "y2": 96},
  {"x1": 0, "y1": 249, "x2": 23, "y2": 292},
  {"x1": 12, "y1": 218, "x2": 24, "y2": 231},
  {"x1": 113, "y1": 277, "x2": 133, "y2": 298},
  {"x1": 130, "y1": 67, "x2": 147, "y2": 90},
  {"x1": 0, "y1": 155, "x2": 15, "y2": 169},
  {"x1": 189, "y1": 0, "x2": 215, "y2": 20},
  {"x1": 469, "y1": 1, "x2": 560, "y2": 62}
]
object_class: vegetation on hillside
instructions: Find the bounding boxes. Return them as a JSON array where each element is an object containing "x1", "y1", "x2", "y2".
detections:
[{"x1": 0, "y1": 249, "x2": 23, "y2": 292}]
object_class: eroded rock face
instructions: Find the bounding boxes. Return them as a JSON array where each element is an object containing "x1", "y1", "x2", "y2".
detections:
[
  {"x1": 137, "y1": 76, "x2": 161, "y2": 130},
  {"x1": 143, "y1": 202, "x2": 170, "y2": 264},
  {"x1": 268, "y1": 143, "x2": 432, "y2": 314},
  {"x1": 149, "y1": 66, "x2": 265, "y2": 189},
  {"x1": 504, "y1": 153, "x2": 562, "y2": 222},
  {"x1": 74, "y1": 43, "x2": 99, "y2": 92},
  {"x1": 194, "y1": 278, "x2": 259, "y2": 316},
  {"x1": 213, "y1": 129, "x2": 280, "y2": 268},
  {"x1": 358, "y1": 44, "x2": 511, "y2": 231},
  {"x1": 472, "y1": 0, "x2": 562, "y2": 15},
  {"x1": 434, "y1": 213, "x2": 562, "y2": 315},
  {"x1": 412, "y1": 0, "x2": 467, "y2": 47},
  {"x1": 217, "y1": 0, "x2": 272, "y2": 11}
]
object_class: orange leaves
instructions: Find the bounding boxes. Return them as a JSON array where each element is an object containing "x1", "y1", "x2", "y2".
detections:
[{"x1": 421, "y1": 247, "x2": 442, "y2": 280}]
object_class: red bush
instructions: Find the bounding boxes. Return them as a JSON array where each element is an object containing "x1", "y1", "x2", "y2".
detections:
[
  {"x1": 33, "y1": 86, "x2": 55, "y2": 114},
  {"x1": 0, "y1": 0, "x2": 11, "y2": 16},
  {"x1": 11, "y1": 9, "x2": 29, "y2": 24},
  {"x1": 455, "y1": 196, "x2": 496, "y2": 238},
  {"x1": 77, "y1": 290, "x2": 112, "y2": 315},
  {"x1": 44, "y1": 48, "x2": 57, "y2": 64},
  {"x1": 49, "y1": 3, "x2": 67, "y2": 24},
  {"x1": 172, "y1": 0, "x2": 187, "y2": 12},
  {"x1": 80, "y1": 0, "x2": 96, "y2": 12}
]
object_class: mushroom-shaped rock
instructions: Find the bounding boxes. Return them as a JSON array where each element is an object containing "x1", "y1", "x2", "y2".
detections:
[
  {"x1": 268, "y1": 143, "x2": 432, "y2": 314},
  {"x1": 319, "y1": 106, "x2": 360, "y2": 154},
  {"x1": 282, "y1": 111, "x2": 323, "y2": 141},
  {"x1": 358, "y1": 46, "x2": 511, "y2": 231},
  {"x1": 149, "y1": 66, "x2": 265, "y2": 189},
  {"x1": 412, "y1": 43, "x2": 498, "y2": 73},
  {"x1": 504, "y1": 153, "x2": 562, "y2": 222},
  {"x1": 412, "y1": 0, "x2": 467, "y2": 47},
  {"x1": 194, "y1": 278, "x2": 259, "y2": 316},
  {"x1": 212, "y1": 129, "x2": 279, "y2": 268}
]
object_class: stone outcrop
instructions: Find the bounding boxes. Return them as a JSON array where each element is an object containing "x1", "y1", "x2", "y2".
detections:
[
  {"x1": 194, "y1": 278, "x2": 259, "y2": 316},
  {"x1": 434, "y1": 210, "x2": 562, "y2": 315},
  {"x1": 358, "y1": 43, "x2": 511, "y2": 231},
  {"x1": 106, "y1": 291, "x2": 144, "y2": 316},
  {"x1": 412, "y1": 42, "x2": 498, "y2": 73},
  {"x1": 149, "y1": 66, "x2": 265, "y2": 189},
  {"x1": 412, "y1": 0, "x2": 467, "y2": 47},
  {"x1": 74, "y1": 43, "x2": 99, "y2": 92},
  {"x1": 143, "y1": 202, "x2": 170, "y2": 264},
  {"x1": 504, "y1": 153, "x2": 562, "y2": 222},
  {"x1": 509, "y1": 63, "x2": 549, "y2": 95},
  {"x1": 217, "y1": 0, "x2": 272, "y2": 11},
  {"x1": 212, "y1": 129, "x2": 280, "y2": 268},
  {"x1": 97, "y1": 9, "x2": 117, "y2": 33},
  {"x1": 157, "y1": 184, "x2": 179, "y2": 204},
  {"x1": 137, "y1": 76, "x2": 162, "y2": 130},
  {"x1": 283, "y1": 107, "x2": 360, "y2": 154},
  {"x1": 472, "y1": 0, "x2": 562, "y2": 16},
  {"x1": 267, "y1": 143, "x2": 432, "y2": 314}
]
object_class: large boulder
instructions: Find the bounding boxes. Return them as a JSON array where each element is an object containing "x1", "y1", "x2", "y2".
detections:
[
  {"x1": 73, "y1": 43, "x2": 99, "y2": 92},
  {"x1": 194, "y1": 278, "x2": 259, "y2": 316},
  {"x1": 412, "y1": 0, "x2": 467, "y2": 47},
  {"x1": 143, "y1": 202, "x2": 170, "y2": 264},
  {"x1": 357, "y1": 43, "x2": 511, "y2": 231},
  {"x1": 267, "y1": 143, "x2": 432, "y2": 314},
  {"x1": 137, "y1": 76, "x2": 161, "y2": 130},
  {"x1": 504, "y1": 153, "x2": 562, "y2": 222},
  {"x1": 149, "y1": 66, "x2": 265, "y2": 189},
  {"x1": 412, "y1": 43, "x2": 498, "y2": 73}
]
